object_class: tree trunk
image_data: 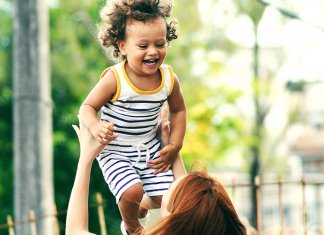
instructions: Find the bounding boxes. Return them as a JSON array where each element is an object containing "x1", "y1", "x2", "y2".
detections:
[
  {"x1": 250, "y1": 22, "x2": 261, "y2": 229},
  {"x1": 13, "y1": 0, "x2": 54, "y2": 234}
]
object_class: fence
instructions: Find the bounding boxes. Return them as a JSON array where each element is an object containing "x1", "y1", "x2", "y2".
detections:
[
  {"x1": 228, "y1": 176, "x2": 324, "y2": 235},
  {"x1": 0, "y1": 177, "x2": 323, "y2": 235}
]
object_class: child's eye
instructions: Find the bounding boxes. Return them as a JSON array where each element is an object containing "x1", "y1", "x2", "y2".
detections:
[
  {"x1": 138, "y1": 45, "x2": 148, "y2": 49},
  {"x1": 156, "y1": 44, "x2": 166, "y2": 48}
]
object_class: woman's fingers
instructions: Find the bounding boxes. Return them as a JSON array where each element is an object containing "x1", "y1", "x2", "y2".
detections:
[{"x1": 72, "y1": 125, "x2": 81, "y2": 141}]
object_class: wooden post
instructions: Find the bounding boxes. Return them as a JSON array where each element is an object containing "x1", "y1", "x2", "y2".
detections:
[
  {"x1": 96, "y1": 193, "x2": 108, "y2": 235},
  {"x1": 29, "y1": 210, "x2": 37, "y2": 235},
  {"x1": 231, "y1": 179, "x2": 236, "y2": 206},
  {"x1": 52, "y1": 203, "x2": 60, "y2": 235},
  {"x1": 278, "y1": 176, "x2": 284, "y2": 235},
  {"x1": 255, "y1": 176, "x2": 262, "y2": 235},
  {"x1": 301, "y1": 177, "x2": 307, "y2": 235},
  {"x1": 315, "y1": 184, "x2": 322, "y2": 234},
  {"x1": 7, "y1": 215, "x2": 15, "y2": 235}
]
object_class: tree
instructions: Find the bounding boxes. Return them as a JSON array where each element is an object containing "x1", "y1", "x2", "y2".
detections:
[{"x1": 13, "y1": 0, "x2": 54, "y2": 234}]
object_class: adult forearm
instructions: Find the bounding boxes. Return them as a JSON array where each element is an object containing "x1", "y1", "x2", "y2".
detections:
[{"x1": 66, "y1": 159, "x2": 93, "y2": 234}]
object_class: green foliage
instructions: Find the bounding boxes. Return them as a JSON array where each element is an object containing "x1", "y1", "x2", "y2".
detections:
[
  {"x1": 0, "y1": 6, "x2": 13, "y2": 231},
  {"x1": 181, "y1": 83, "x2": 249, "y2": 167}
]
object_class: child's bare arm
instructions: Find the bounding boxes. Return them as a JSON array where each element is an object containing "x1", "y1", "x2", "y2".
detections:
[
  {"x1": 148, "y1": 75, "x2": 186, "y2": 172},
  {"x1": 167, "y1": 76, "x2": 186, "y2": 150},
  {"x1": 79, "y1": 69, "x2": 118, "y2": 145}
]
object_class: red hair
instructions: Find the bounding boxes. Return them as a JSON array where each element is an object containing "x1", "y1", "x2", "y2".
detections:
[{"x1": 143, "y1": 171, "x2": 247, "y2": 235}]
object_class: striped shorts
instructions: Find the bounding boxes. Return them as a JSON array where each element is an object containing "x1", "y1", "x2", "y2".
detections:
[{"x1": 97, "y1": 136, "x2": 174, "y2": 203}]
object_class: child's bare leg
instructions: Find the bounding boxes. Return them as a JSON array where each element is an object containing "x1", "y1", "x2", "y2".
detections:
[
  {"x1": 118, "y1": 183, "x2": 144, "y2": 234},
  {"x1": 138, "y1": 195, "x2": 162, "y2": 218},
  {"x1": 172, "y1": 153, "x2": 187, "y2": 179}
]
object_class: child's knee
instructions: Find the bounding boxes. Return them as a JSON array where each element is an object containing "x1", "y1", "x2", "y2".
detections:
[{"x1": 120, "y1": 183, "x2": 144, "y2": 204}]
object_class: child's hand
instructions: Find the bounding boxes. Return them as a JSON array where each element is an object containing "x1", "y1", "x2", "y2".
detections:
[
  {"x1": 148, "y1": 144, "x2": 178, "y2": 175},
  {"x1": 90, "y1": 121, "x2": 117, "y2": 145}
]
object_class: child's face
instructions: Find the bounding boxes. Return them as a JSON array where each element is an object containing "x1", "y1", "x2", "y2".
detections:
[{"x1": 118, "y1": 16, "x2": 168, "y2": 76}]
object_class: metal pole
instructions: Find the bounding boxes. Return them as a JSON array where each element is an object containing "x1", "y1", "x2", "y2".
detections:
[
  {"x1": 255, "y1": 176, "x2": 262, "y2": 234},
  {"x1": 301, "y1": 177, "x2": 307, "y2": 235}
]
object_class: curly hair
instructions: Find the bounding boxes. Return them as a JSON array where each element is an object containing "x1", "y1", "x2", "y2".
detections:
[{"x1": 98, "y1": 0, "x2": 178, "y2": 59}]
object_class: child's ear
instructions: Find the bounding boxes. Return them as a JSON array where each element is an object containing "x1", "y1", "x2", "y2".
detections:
[{"x1": 117, "y1": 40, "x2": 126, "y2": 56}]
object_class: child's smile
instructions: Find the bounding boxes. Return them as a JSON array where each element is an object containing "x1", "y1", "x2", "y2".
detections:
[{"x1": 143, "y1": 58, "x2": 159, "y2": 65}]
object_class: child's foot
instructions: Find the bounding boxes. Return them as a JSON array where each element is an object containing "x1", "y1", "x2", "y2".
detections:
[{"x1": 120, "y1": 221, "x2": 128, "y2": 235}]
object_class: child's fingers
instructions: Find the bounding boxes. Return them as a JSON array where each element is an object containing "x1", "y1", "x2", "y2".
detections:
[
  {"x1": 99, "y1": 132, "x2": 107, "y2": 139},
  {"x1": 149, "y1": 162, "x2": 165, "y2": 169},
  {"x1": 100, "y1": 138, "x2": 110, "y2": 145},
  {"x1": 148, "y1": 157, "x2": 162, "y2": 166},
  {"x1": 101, "y1": 128, "x2": 114, "y2": 136},
  {"x1": 153, "y1": 164, "x2": 171, "y2": 175},
  {"x1": 99, "y1": 131, "x2": 117, "y2": 140},
  {"x1": 98, "y1": 134, "x2": 117, "y2": 145},
  {"x1": 103, "y1": 121, "x2": 114, "y2": 131},
  {"x1": 153, "y1": 167, "x2": 165, "y2": 175}
]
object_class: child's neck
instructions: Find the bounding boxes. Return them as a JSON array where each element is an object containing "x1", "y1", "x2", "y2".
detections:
[{"x1": 124, "y1": 62, "x2": 162, "y2": 91}]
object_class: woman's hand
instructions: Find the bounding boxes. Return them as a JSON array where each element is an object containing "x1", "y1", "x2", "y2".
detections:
[{"x1": 72, "y1": 117, "x2": 106, "y2": 162}]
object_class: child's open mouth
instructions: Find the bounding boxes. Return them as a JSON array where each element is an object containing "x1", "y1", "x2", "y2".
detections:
[{"x1": 143, "y1": 58, "x2": 159, "y2": 65}]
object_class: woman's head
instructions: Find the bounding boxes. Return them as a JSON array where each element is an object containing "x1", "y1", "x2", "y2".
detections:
[
  {"x1": 99, "y1": 0, "x2": 177, "y2": 59},
  {"x1": 155, "y1": 171, "x2": 247, "y2": 235}
]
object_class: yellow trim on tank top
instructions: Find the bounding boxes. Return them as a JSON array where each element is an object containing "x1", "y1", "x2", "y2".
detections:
[
  {"x1": 121, "y1": 60, "x2": 165, "y2": 95},
  {"x1": 99, "y1": 67, "x2": 121, "y2": 102}
]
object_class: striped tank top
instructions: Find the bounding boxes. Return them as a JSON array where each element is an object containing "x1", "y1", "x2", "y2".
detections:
[{"x1": 99, "y1": 60, "x2": 175, "y2": 166}]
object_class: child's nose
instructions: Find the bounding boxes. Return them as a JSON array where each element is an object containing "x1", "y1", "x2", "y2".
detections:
[{"x1": 147, "y1": 46, "x2": 158, "y2": 55}]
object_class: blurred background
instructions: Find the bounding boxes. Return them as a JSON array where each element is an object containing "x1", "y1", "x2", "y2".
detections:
[{"x1": 0, "y1": 0, "x2": 323, "y2": 234}]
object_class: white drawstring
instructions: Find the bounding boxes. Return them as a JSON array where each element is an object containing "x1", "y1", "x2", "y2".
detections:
[{"x1": 132, "y1": 143, "x2": 151, "y2": 167}]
